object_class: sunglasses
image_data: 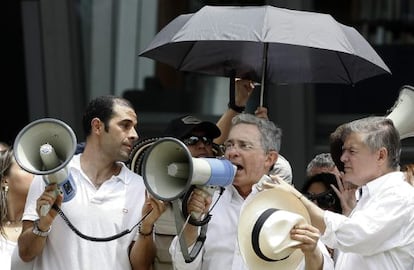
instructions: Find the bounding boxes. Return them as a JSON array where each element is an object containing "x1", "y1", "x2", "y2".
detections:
[
  {"x1": 183, "y1": 136, "x2": 213, "y2": 146},
  {"x1": 304, "y1": 189, "x2": 337, "y2": 209}
]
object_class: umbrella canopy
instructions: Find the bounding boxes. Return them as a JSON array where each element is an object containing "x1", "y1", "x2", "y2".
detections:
[
  {"x1": 140, "y1": 5, "x2": 391, "y2": 106},
  {"x1": 140, "y1": 5, "x2": 390, "y2": 85}
]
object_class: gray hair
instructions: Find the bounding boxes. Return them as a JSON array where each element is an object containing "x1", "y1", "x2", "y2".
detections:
[
  {"x1": 340, "y1": 116, "x2": 401, "y2": 169},
  {"x1": 306, "y1": 153, "x2": 336, "y2": 176},
  {"x1": 231, "y1": 113, "x2": 282, "y2": 153}
]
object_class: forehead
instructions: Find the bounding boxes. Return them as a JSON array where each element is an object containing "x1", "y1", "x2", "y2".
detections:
[
  {"x1": 112, "y1": 104, "x2": 137, "y2": 123},
  {"x1": 310, "y1": 167, "x2": 336, "y2": 176},
  {"x1": 308, "y1": 182, "x2": 328, "y2": 193},
  {"x1": 228, "y1": 123, "x2": 260, "y2": 141},
  {"x1": 343, "y1": 132, "x2": 365, "y2": 148}
]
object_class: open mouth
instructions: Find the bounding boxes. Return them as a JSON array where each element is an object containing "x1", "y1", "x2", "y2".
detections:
[{"x1": 234, "y1": 163, "x2": 244, "y2": 171}]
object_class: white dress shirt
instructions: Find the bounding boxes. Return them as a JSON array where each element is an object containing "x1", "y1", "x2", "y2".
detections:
[
  {"x1": 170, "y1": 185, "x2": 334, "y2": 270},
  {"x1": 321, "y1": 171, "x2": 414, "y2": 270}
]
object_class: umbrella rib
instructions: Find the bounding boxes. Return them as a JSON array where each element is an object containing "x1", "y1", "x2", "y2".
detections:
[
  {"x1": 336, "y1": 51, "x2": 353, "y2": 85},
  {"x1": 176, "y1": 42, "x2": 197, "y2": 70}
]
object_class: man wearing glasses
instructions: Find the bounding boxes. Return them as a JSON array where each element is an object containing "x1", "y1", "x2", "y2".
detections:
[{"x1": 169, "y1": 113, "x2": 334, "y2": 270}]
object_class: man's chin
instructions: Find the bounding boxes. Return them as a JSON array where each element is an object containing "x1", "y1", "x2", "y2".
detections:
[{"x1": 119, "y1": 152, "x2": 130, "y2": 162}]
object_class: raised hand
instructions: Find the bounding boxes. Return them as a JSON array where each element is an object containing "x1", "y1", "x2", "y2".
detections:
[
  {"x1": 235, "y1": 78, "x2": 254, "y2": 107},
  {"x1": 330, "y1": 173, "x2": 357, "y2": 216}
]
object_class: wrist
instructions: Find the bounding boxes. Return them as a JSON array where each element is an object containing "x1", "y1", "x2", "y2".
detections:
[
  {"x1": 32, "y1": 219, "x2": 51, "y2": 237},
  {"x1": 138, "y1": 223, "x2": 154, "y2": 237},
  {"x1": 227, "y1": 102, "x2": 245, "y2": 113}
]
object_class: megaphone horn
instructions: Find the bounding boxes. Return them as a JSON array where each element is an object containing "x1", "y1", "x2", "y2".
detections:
[
  {"x1": 13, "y1": 118, "x2": 77, "y2": 215},
  {"x1": 386, "y1": 85, "x2": 414, "y2": 139},
  {"x1": 142, "y1": 137, "x2": 236, "y2": 202}
]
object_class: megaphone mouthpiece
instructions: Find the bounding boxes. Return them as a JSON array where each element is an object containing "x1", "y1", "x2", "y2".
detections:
[
  {"x1": 168, "y1": 162, "x2": 189, "y2": 179},
  {"x1": 40, "y1": 143, "x2": 62, "y2": 170}
]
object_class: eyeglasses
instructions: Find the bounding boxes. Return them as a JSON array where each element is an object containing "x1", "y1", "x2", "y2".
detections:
[
  {"x1": 223, "y1": 141, "x2": 257, "y2": 152},
  {"x1": 304, "y1": 190, "x2": 337, "y2": 209},
  {"x1": 183, "y1": 136, "x2": 213, "y2": 146}
]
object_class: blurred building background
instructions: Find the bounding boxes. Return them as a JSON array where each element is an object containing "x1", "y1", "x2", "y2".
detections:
[{"x1": 3, "y1": 0, "x2": 414, "y2": 187}]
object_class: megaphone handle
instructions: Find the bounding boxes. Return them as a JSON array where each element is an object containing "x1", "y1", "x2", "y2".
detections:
[
  {"x1": 39, "y1": 184, "x2": 60, "y2": 216},
  {"x1": 40, "y1": 204, "x2": 51, "y2": 216},
  {"x1": 191, "y1": 185, "x2": 217, "y2": 220}
]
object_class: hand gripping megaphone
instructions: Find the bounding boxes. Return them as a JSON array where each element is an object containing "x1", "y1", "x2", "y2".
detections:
[
  {"x1": 386, "y1": 85, "x2": 414, "y2": 139},
  {"x1": 13, "y1": 118, "x2": 77, "y2": 216},
  {"x1": 141, "y1": 137, "x2": 236, "y2": 202}
]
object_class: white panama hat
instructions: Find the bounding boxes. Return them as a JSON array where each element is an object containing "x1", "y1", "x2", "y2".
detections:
[{"x1": 238, "y1": 188, "x2": 311, "y2": 270}]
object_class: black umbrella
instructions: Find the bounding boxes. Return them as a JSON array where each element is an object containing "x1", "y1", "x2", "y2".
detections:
[{"x1": 140, "y1": 5, "x2": 391, "y2": 105}]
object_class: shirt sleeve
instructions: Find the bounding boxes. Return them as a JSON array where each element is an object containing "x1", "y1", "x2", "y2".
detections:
[
  {"x1": 321, "y1": 192, "x2": 413, "y2": 256},
  {"x1": 319, "y1": 240, "x2": 335, "y2": 270},
  {"x1": 294, "y1": 240, "x2": 334, "y2": 270}
]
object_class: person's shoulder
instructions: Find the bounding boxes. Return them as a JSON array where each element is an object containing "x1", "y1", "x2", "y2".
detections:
[
  {"x1": 68, "y1": 154, "x2": 81, "y2": 169},
  {"x1": 120, "y1": 163, "x2": 144, "y2": 183},
  {"x1": 379, "y1": 172, "x2": 414, "y2": 199}
]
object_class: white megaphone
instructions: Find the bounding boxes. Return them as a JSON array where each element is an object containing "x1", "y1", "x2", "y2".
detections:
[
  {"x1": 13, "y1": 118, "x2": 77, "y2": 216},
  {"x1": 386, "y1": 85, "x2": 414, "y2": 139},
  {"x1": 142, "y1": 137, "x2": 236, "y2": 202}
]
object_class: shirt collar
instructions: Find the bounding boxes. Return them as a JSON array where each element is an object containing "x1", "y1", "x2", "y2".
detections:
[
  {"x1": 70, "y1": 154, "x2": 129, "y2": 185},
  {"x1": 361, "y1": 171, "x2": 404, "y2": 198}
]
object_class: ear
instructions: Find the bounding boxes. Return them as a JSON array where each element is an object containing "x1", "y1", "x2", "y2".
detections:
[
  {"x1": 377, "y1": 147, "x2": 388, "y2": 166},
  {"x1": 1, "y1": 177, "x2": 9, "y2": 187},
  {"x1": 91, "y1": 118, "x2": 102, "y2": 134},
  {"x1": 265, "y1": 150, "x2": 278, "y2": 169}
]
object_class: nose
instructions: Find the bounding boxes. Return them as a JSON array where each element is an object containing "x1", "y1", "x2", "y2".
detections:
[
  {"x1": 195, "y1": 140, "x2": 208, "y2": 148},
  {"x1": 224, "y1": 147, "x2": 239, "y2": 159},
  {"x1": 129, "y1": 128, "x2": 139, "y2": 142},
  {"x1": 340, "y1": 151, "x2": 347, "y2": 163}
]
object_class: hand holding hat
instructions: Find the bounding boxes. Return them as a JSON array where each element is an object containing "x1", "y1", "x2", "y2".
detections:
[
  {"x1": 238, "y1": 184, "x2": 312, "y2": 270},
  {"x1": 290, "y1": 223, "x2": 322, "y2": 257}
]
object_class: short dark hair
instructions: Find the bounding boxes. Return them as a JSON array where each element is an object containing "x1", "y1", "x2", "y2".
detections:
[{"x1": 82, "y1": 95, "x2": 133, "y2": 137}]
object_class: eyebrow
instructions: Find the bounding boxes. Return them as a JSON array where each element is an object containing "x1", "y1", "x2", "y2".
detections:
[{"x1": 225, "y1": 138, "x2": 254, "y2": 144}]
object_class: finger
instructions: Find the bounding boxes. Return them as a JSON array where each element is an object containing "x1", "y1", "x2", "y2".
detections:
[
  {"x1": 268, "y1": 174, "x2": 283, "y2": 184},
  {"x1": 330, "y1": 184, "x2": 341, "y2": 197},
  {"x1": 153, "y1": 200, "x2": 166, "y2": 214},
  {"x1": 334, "y1": 174, "x2": 345, "y2": 192},
  {"x1": 249, "y1": 81, "x2": 255, "y2": 89},
  {"x1": 294, "y1": 223, "x2": 319, "y2": 234}
]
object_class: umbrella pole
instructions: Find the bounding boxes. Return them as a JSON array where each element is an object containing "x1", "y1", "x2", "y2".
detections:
[
  {"x1": 229, "y1": 70, "x2": 236, "y2": 107},
  {"x1": 260, "y1": 43, "x2": 268, "y2": 107}
]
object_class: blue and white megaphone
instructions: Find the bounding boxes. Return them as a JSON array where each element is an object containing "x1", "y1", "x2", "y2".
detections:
[
  {"x1": 13, "y1": 118, "x2": 77, "y2": 216},
  {"x1": 142, "y1": 137, "x2": 236, "y2": 202}
]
